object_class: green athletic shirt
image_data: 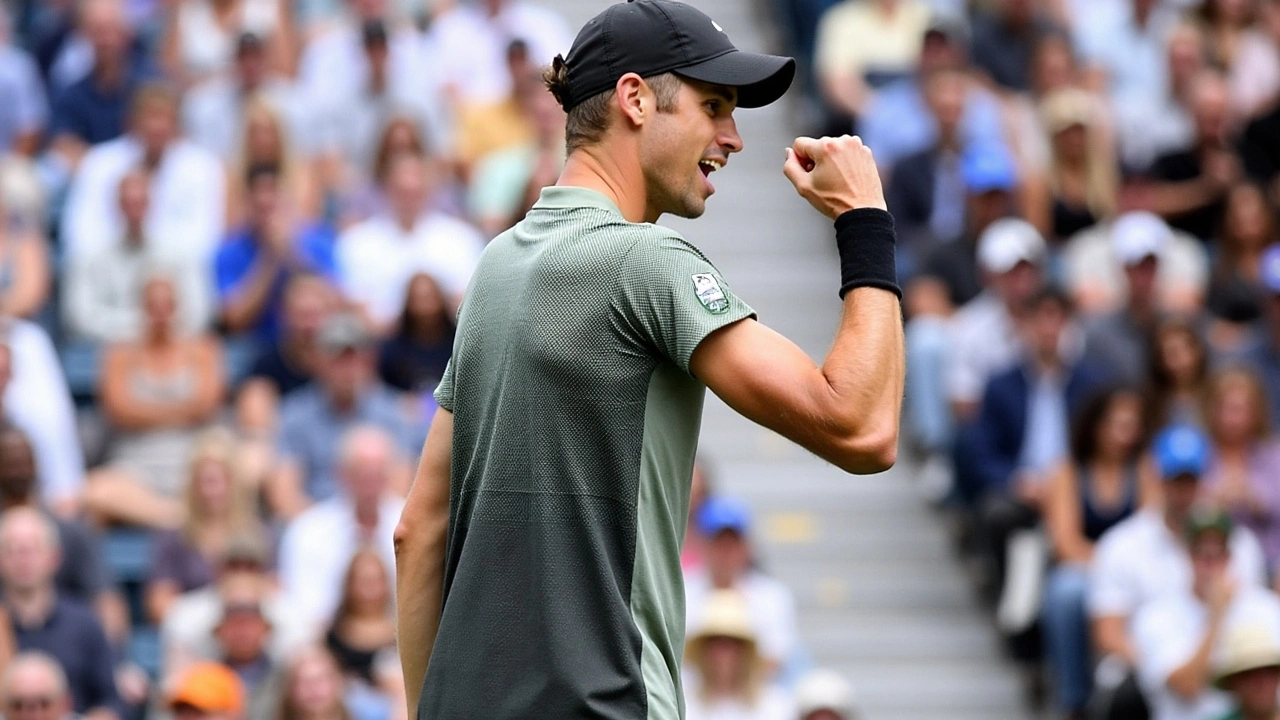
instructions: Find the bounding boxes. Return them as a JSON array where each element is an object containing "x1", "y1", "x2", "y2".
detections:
[{"x1": 420, "y1": 185, "x2": 755, "y2": 720}]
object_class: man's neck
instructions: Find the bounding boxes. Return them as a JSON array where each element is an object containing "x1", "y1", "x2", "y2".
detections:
[
  {"x1": 1163, "y1": 509, "x2": 1185, "y2": 536},
  {"x1": 6, "y1": 585, "x2": 55, "y2": 628},
  {"x1": 94, "y1": 57, "x2": 126, "y2": 89},
  {"x1": 328, "y1": 391, "x2": 358, "y2": 414},
  {"x1": 124, "y1": 226, "x2": 146, "y2": 248},
  {"x1": 353, "y1": 496, "x2": 380, "y2": 529},
  {"x1": 557, "y1": 148, "x2": 650, "y2": 223},
  {"x1": 392, "y1": 211, "x2": 419, "y2": 234}
]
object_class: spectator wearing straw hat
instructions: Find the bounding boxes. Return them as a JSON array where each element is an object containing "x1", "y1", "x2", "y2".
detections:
[
  {"x1": 1213, "y1": 621, "x2": 1280, "y2": 720},
  {"x1": 683, "y1": 590, "x2": 794, "y2": 720}
]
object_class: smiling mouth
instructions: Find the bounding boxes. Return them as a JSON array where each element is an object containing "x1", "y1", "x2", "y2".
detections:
[{"x1": 698, "y1": 159, "x2": 724, "y2": 177}]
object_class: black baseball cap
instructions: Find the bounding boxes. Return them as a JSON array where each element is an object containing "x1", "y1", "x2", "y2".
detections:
[{"x1": 556, "y1": 0, "x2": 796, "y2": 111}]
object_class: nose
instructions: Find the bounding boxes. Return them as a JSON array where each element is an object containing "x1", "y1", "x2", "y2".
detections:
[{"x1": 718, "y1": 116, "x2": 743, "y2": 155}]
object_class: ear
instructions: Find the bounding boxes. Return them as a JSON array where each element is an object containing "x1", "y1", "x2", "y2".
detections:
[{"x1": 615, "y1": 73, "x2": 649, "y2": 129}]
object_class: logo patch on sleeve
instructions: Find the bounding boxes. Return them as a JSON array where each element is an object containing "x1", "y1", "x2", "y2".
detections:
[{"x1": 692, "y1": 273, "x2": 729, "y2": 314}]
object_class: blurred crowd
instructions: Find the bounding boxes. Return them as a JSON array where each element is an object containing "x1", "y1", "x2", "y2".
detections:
[
  {"x1": 0, "y1": 0, "x2": 865, "y2": 718},
  {"x1": 771, "y1": 0, "x2": 1280, "y2": 716}
]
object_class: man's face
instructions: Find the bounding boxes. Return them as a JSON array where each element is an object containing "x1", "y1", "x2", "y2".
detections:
[
  {"x1": 924, "y1": 70, "x2": 965, "y2": 136},
  {"x1": 1165, "y1": 475, "x2": 1200, "y2": 518},
  {"x1": 84, "y1": 1, "x2": 130, "y2": 61},
  {"x1": 966, "y1": 190, "x2": 1014, "y2": 236},
  {"x1": 216, "y1": 606, "x2": 271, "y2": 664},
  {"x1": 0, "y1": 517, "x2": 58, "y2": 592},
  {"x1": 236, "y1": 48, "x2": 267, "y2": 89},
  {"x1": 1227, "y1": 666, "x2": 1280, "y2": 717},
  {"x1": 1192, "y1": 77, "x2": 1230, "y2": 142},
  {"x1": 247, "y1": 175, "x2": 281, "y2": 228},
  {"x1": 321, "y1": 347, "x2": 372, "y2": 400},
  {"x1": 1124, "y1": 256, "x2": 1159, "y2": 304},
  {"x1": 1026, "y1": 299, "x2": 1069, "y2": 360},
  {"x1": 385, "y1": 158, "x2": 428, "y2": 219},
  {"x1": 342, "y1": 439, "x2": 390, "y2": 503},
  {"x1": 3, "y1": 665, "x2": 70, "y2": 720},
  {"x1": 706, "y1": 529, "x2": 750, "y2": 588},
  {"x1": 1190, "y1": 531, "x2": 1230, "y2": 595},
  {"x1": 118, "y1": 173, "x2": 149, "y2": 226},
  {"x1": 0, "y1": 432, "x2": 36, "y2": 503},
  {"x1": 284, "y1": 281, "x2": 330, "y2": 339},
  {"x1": 135, "y1": 104, "x2": 177, "y2": 155},
  {"x1": 639, "y1": 78, "x2": 743, "y2": 221},
  {"x1": 994, "y1": 260, "x2": 1042, "y2": 306}
]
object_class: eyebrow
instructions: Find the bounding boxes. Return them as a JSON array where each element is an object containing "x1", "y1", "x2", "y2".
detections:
[{"x1": 708, "y1": 85, "x2": 738, "y2": 104}]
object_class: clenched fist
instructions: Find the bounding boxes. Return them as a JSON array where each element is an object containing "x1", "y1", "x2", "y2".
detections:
[{"x1": 782, "y1": 135, "x2": 887, "y2": 219}]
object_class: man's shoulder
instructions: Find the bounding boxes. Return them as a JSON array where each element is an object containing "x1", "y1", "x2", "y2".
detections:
[
  {"x1": 51, "y1": 596, "x2": 100, "y2": 628},
  {"x1": 278, "y1": 385, "x2": 325, "y2": 420},
  {"x1": 1096, "y1": 510, "x2": 1157, "y2": 553}
]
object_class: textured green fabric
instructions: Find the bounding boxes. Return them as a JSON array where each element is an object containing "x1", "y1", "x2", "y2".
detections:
[{"x1": 424, "y1": 185, "x2": 754, "y2": 720}]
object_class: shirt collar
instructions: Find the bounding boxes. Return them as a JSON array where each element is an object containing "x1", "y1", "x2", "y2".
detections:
[{"x1": 532, "y1": 186, "x2": 624, "y2": 217}]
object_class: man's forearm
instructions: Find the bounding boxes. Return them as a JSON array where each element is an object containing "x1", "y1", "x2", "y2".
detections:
[{"x1": 396, "y1": 411, "x2": 453, "y2": 714}]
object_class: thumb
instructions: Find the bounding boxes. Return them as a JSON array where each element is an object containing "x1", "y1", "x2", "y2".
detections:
[{"x1": 782, "y1": 148, "x2": 810, "y2": 191}]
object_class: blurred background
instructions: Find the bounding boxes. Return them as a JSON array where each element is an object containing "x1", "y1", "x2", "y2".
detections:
[{"x1": 2, "y1": 0, "x2": 1280, "y2": 718}]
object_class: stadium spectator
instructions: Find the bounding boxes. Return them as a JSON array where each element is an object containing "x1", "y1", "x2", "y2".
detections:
[
  {"x1": 1212, "y1": 619, "x2": 1280, "y2": 720},
  {"x1": 0, "y1": 11, "x2": 48, "y2": 157},
  {"x1": 1004, "y1": 33, "x2": 1102, "y2": 178},
  {"x1": 948, "y1": 218, "x2": 1048, "y2": 423},
  {"x1": 210, "y1": 586, "x2": 282, "y2": 719},
  {"x1": 166, "y1": 661, "x2": 245, "y2": 720},
  {"x1": 1088, "y1": 426, "x2": 1267, "y2": 716},
  {"x1": 308, "y1": 16, "x2": 446, "y2": 185},
  {"x1": 336, "y1": 152, "x2": 484, "y2": 331},
  {"x1": 375, "y1": 272, "x2": 454, "y2": 395},
  {"x1": 1077, "y1": 213, "x2": 1174, "y2": 384},
  {"x1": 682, "y1": 460, "x2": 716, "y2": 573},
  {"x1": 452, "y1": 40, "x2": 538, "y2": 176},
  {"x1": 229, "y1": 378, "x2": 279, "y2": 500},
  {"x1": 466, "y1": 56, "x2": 569, "y2": 238},
  {"x1": 334, "y1": 113, "x2": 428, "y2": 227},
  {"x1": 0, "y1": 322, "x2": 86, "y2": 514},
  {"x1": 683, "y1": 589, "x2": 794, "y2": 720},
  {"x1": 246, "y1": 273, "x2": 334, "y2": 397},
  {"x1": 684, "y1": 497, "x2": 798, "y2": 675},
  {"x1": 46, "y1": 0, "x2": 147, "y2": 164},
  {"x1": 215, "y1": 163, "x2": 337, "y2": 347},
  {"x1": 145, "y1": 429, "x2": 272, "y2": 624},
  {"x1": 1205, "y1": 183, "x2": 1277, "y2": 331},
  {"x1": 425, "y1": 0, "x2": 572, "y2": 108},
  {"x1": 1203, "y1": 368, "x2": 1280, "y2": 580},
  {"x1": 275, "y1": 646, "x2": 355, "y2": 720},
  {"x1": 1026, "y1": 88, "x2": 1119, "y2": 245},
  {"x1": 793, "y1": 668, "x2": 858, "y2": 720},
  {"x1": 268, "y1": 315, "x2": 415, "y2": 516},
  {"x1": 1241, "y1": 246, "x2": 1280, "y2": 425},
  {"x1": 324, "y1": 550, "x2": 394, "y2": 685},
  {"x1": 1197, "y1": 0, "x2": 1280, "y2": 119},
  {"x1": 0, "y1": 426, "x2": 126, "y2": 647},
  {"x1": 859, "y1": 15, "x2": 1005, "y2": 173},
  {"x1": 158, "y1": 0, "x2": 292, "y2": 88},
  {"x1": 811, "y1": 0, "x2": 930, "y2": 130},
  {"x1": 278, "y1": 426, "x2": 405, "y2": 630},
  {"x1": 224, "y1": 100, "x2": 323, "y2": 228},
  {"x1": 0, "y1": 507, "x2": 121, "y2": 719},
  {"x1": 1040, "y1": 387, "x2": 1155, "y2": 717},
  {"x1": 1147, "y1": 318, "x2": 1213, "y2": 431},
  {"x1": 183, "y1": 31, "x2": 307, "y2": 160},
  {"x1": 969, "y1": 0, "x2": 1064, "y2": 92},
  {"x1": 1133, "y1": 70, "x2": 1240, "y2": 242},
  {"x1": 0, "y1": 651, "x2": 76, "y2": 720},
  {"x1": 86, "y1": 276, "x2": 225, "y2": 529},
  {"x1": 1241, "y1": 98, "x2": 1280, "y2": 197},
  {"x1": 0, "y1": 193, "x2": 50, "y2": 321},
  {"x1": 62, "y1": 169, "x2": 213, "y2": 343},
  {"x1": 1133, "y1": 508, "x2": 1280, "y2": 720},
  {"x1": 162, "y1": 534, "x2": 310, "y2": 675},
  {"x1": 60, "y1": 82, "x2": 226, "y2": 264}
]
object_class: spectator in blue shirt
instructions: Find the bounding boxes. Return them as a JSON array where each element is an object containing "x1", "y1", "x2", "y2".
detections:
[
  {"x1": 46, "y1": 0, "x2": 149, "y2": 172},
  {"x1": 267, "y1": 313, "x2": 417, "y2": 520},
  {"x1": 215, "y1": 163, "x2": 337, "y2": 349},
  {"x1": 0, "y1": 506, "x2": 121, "y2": 719},
  {"x1": 1242, "y1": 245, "x2": 1280, "y2": 428}
]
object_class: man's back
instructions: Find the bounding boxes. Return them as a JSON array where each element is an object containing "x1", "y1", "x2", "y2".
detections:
[{"x1": 422, "y1": 186, "x2": 754, "y2": 720}]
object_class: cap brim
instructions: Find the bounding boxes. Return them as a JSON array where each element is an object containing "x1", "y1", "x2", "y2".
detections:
[{"x1": 675, "y1": 50, "x2": 796, "y2": 108}]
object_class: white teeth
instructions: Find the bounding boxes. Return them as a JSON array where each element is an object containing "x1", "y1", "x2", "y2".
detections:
[{"x1": 699, "y1": 159, "x2": 723, "y2": 172}]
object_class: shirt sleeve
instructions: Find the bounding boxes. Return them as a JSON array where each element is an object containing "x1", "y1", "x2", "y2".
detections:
[
  {"x1": 1133, "y1": 601, "x2": 1198, "y2": 691},
  {"x1": 434, "y1": 359, "x2": 455, "y2": 413},
  {"x1": 1088, "y1": 534, "x2": 1137, "y2": 617},
  {"x1": 12, "y1": 51, "x2": 49, "y2": 134},
  {"x1": 611, "y1": 233, "x2": 755, "y2": 375}
]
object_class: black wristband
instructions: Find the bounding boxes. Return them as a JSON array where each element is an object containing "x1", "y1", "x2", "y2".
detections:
[{"x1": 834, "y1": 208, "x2": 901, "y2": 300}]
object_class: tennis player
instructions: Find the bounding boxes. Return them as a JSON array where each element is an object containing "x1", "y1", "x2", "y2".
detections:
[{"x1": 395, "y1": 1, "x2": 905, "y2": 718}]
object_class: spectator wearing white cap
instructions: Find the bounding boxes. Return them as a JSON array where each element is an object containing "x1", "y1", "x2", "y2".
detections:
[
  {"x1": 794, "y1": 669, "x2": 858, "y2": 720},
  {"x1": 682, "y1": 590, "x2": 794, "y2": 720},
  {"x1": 1213, "y1": 620, "x2": 1280, "y2": 720},
  {"x1": 946, "y1": 218, "x2": 1047, "y2": 422},
  {"x1": 1064, "y1": 211, "x2": 1208, "y2": 318}
]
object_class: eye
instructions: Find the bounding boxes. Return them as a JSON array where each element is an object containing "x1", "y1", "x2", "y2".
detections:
[{"x1": 705, "y1": 100, "x2": 721, "y2": 115}]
